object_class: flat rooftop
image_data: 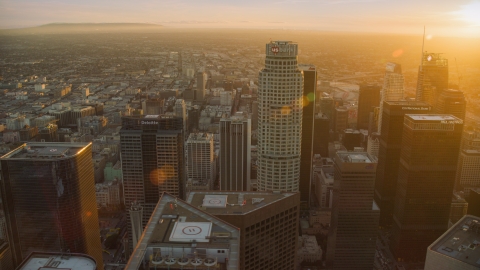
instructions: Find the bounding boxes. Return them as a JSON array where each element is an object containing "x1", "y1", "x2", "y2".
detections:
[
  {"x1": 429, "y1": 215, "x2": 480, "y2": 268},
  {"x1": 187, "y1": 191, "x2": 297, "y2": 216},
  {"x1": 125, "y1": 192, "x2": 239, "y2": 270},
  {"x1": 0, "y1": 142, "x2": 89, "y2": 160},
  {"x1": 17, "y1": 252, "x2": 96, "y2": 270},
  {"x1": 336, "y1": 152, "x2": 373, "y2": 163},
  {"x1": 407, "y1": 115, "x2": 459, "y2": 122}
]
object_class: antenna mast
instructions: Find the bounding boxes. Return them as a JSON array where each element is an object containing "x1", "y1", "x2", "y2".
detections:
[
  {"x1": 420, "y1": 26, "x2": 425, "y2": 71},
  {"x1": 455, "y1": 57, "x2": 462, "y2": 90}
]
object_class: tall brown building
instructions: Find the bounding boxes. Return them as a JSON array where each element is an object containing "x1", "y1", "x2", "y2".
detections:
[
  {"x1": 374, "y1": 101, "x2": 432, "y2": 227},
  {"x1": 435, "y1": 89, "x2": 466, "y2": 120},
  {"x1": 0, "y1": 142, "x2": 104, "y2": 269},
  {"x1": 390, "y1": 115, "x2": 463, "y2": 262},
  {"x1": 187, "y1": 191, "x2": 299, "y2": 270},
  {"x1": 357, "y1": 84, "x2": 381, "y2": 130}
]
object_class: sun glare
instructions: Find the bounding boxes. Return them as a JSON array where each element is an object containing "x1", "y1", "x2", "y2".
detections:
[{"x1": 457, "y1": 1, "x2": 480, "y2": 26}]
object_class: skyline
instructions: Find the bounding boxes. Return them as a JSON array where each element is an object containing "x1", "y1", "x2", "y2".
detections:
[{"x1": 0, "y1": 0, "x2": 480, "y2": 37}]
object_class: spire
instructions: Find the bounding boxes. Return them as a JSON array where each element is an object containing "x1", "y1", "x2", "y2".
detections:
[{"x1": 420, "y1": 26, "x2": 425, "y2": 71}]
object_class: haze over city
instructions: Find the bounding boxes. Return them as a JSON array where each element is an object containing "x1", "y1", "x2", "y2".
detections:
[
  {"x1": 1, "y1": 1, "x2": 480, "y2": 270},
  {"x1": 1, "y1": 0, "x2": 480, "y2": 37}
]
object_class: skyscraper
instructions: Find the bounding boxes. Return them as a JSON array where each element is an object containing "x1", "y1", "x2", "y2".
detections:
[
  {"x1": 299, "y1": 64, "x2": 317, "y2": 202},
  {"x1": 219, "y1": 115, "x2": 251, "y2": 191},
  {"x1": 257, "y1": 41, "x2": 303, "y2": 192},
  {"x1": 196, "y1": 71, "x2": 208, "y2": 102},
  {"x1": 0, "y1": 142, "x2": 104, "y2": 269},
  {"x1": 120, "y1": 115, "x2": 185, "y2": 248},
  {"x1": 435, "y1": 89, "x2": 467, "y2": 120},
  {"x1": 125, "y1": 192, "x2": 240, "y2": 270},
  {"x1": 186, "y1": 133, "x2": 215, "y2": 190},
  {"x1": 416, "y1": 52, "x2": 449, "y2": 108},
  {"x1": 333, "y1": 106, "x2": 348, "y2": 133},
  {"x1": 187, "y1": 191, "x2": 299, "y2": 270},
  {"x1": 326, "y1": 152, "x2": 379, "y2": 269},
  {"x1": 455, "y1": 149, "x2": 480, "y2": 195},
  {"x1": 374, "y1": 101, "x2": 432, "y2": 227},
  {"x1": 378, "y1": 62, "x2": 404, "y2": 133},
  {"x1": 390, "y1": 115, "x2": 463, "y2": 262},
  {"x1": 174, "y1": 98, "x2": 187, "y2": 134},
  {"x1": 357, "y1": 84, "x2": 380, "y2": 130},
  {"x1": 314, "y1": 114, "x2": 330, "y2": 157}
]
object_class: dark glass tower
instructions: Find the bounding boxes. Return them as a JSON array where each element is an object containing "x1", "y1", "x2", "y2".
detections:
[
  {"x1": 327, "y1": 152, "x2": 379, "y2": 269},
  {"x1": 416, "y1": 52, "x2": 448, "y2": 109},
  {"x1": 390, "y1": 115, "x2": 463, "y2": 262},
  {"x1": 0, "y1": 142, "x2": 103, "y2": 270},
  {"x1": 357, "y1": 84, "x2": 380, "y2": 130},
  {"x1": 299, "y1": 64, "x2": 317, "y2": 202},
  {"x1": 314, "y1": 114, "x2": 330, "y2": 157},
  {"x1": 374, "y1": 101, "x2": 432, "y2": 227},
  {"x1": 435, "y1": 89, "x2": 466, "y2": 120},
  {"x1": 120, "y1": 115, "x2": 185, "y2": 252}
]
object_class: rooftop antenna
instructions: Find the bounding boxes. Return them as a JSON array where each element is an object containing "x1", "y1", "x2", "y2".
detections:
[
  {"x1": 420, "y1": 26, "x2": 426, "y2": 72},
  {"x1": 455, "y1": 57, "x2": 462, "y2": 90}
]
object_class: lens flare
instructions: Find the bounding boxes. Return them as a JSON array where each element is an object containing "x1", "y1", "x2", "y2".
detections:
[
  {"x1": 307, "y1": 92, "x2": 315, "y2": 102},
  {"x1": 150, "y1": 165, "x2": 175, "y2": 186},
  {"x1": 302, "y1": 95, "x2": 310, "y2": 107},
  {"x1": 392, "y1": 49, "x2": 403, "y2": 58},
  {"x1": 281, "y1": 106, "x2": 291, "y2": 115}
]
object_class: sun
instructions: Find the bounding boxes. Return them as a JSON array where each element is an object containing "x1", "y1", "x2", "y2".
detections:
[{"x1": 456, "y1": 1, "x2": 480, "y2": 26}]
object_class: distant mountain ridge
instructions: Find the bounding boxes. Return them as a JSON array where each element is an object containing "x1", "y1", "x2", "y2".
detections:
[{"x1": 0, "y1": 22, "x2": 163, "y2": 35}]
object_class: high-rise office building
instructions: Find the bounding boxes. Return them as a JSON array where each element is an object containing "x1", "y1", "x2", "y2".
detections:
[
  {"x1": 326, "y1": 152, "x2": 379, "y2": 269},
  {"x1": 120, "y1": 115, "x2": 185, "y2": 249},
  {"x1": 320, "y1": 96, "x2": 334, "y2": 121},
  {"x1": 367, "y1": 132, "x2": 380, "y2": 159},
  {"x1": 462, "y1": 130, "x2": 480, "y2": 151},
  {"x1": 251, "y1": 101, "x2": 258, "y2": 130},
  {"x1": 424, "y1": 215, "x2": 480, "y2": 270},
  {"x1": 257, "y1": 41, "x2": 303, "y2": 192},
  {"x1": 342, "y1": 129, "x2": 362, "y2": 151},
  {"x1": 186, "y1": 133, "x2": 215, "y2": 190},
  {"x1": 357, "y1": 84, "x2": 380, "y2": 130},
  {"x1": 299, "y1": 64, "x2": 316, "y2": 202},
  {"x1": 187, "y1": 191, "x2": 299, "y2": 270},
  {"x1": 125, "y1": 192, "x2": 240, "y2": 270},
  {"x1": 378, "y1": 62, "x2": 404, "y2": 133},
  {"x1": 0, "y1": 142, "x2": 104, "y2": 269},
  {"x1": 390, "y1": 115, "x2": 463, "y2": 262},
  {"x1": 219, "y1": 116, "x2": 251, "y2": 191},
  {"x1": 416, "y1": 52, "x2": 449, "y2": 108},
  {"x1": 142, "y1": 98, "x2": 165, "y2": 115},
  {"x1": 333, "y1": 106, "x2": 348, "y2": 133},
  {"x1": 314, "y1": 114, "x2": 330, "y2": 157},
  {"x1": 435, "y1": 89, "x2": 467, "y2": 120},
  {"x1": 174, "y1": 99, "x2": 187, "y2": 134},
  {"x1": 196, "y1": 71, "x2": 208, "y2": 102},
  {"x1": 455, "y1": 149, "x2": 480, "y2": 195},
  {"x1": 374, "y1": 101, "x2": 432, "y2": 227}
]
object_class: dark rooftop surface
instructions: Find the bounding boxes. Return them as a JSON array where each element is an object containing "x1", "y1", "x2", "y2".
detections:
[
  {"x1": 1, "y1": 142, "x2": 89, "y2": 159},
  {"x1": 429, "y1": 215, "x2": 480, "y2": 267}
]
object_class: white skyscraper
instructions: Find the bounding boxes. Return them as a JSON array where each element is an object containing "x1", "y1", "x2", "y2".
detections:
[
  {"x1": 174, "y1": 98, "x2": 187, "y2": 133},
  {"x1": 378, "y1": 62, "x2": 404, "y2": 133},
  {"x1": 186, "y1": 133, "x2": 215, "y2": 189},
  {"x1": 257, "y1": 41, "x2": 303, "y2": 192}
]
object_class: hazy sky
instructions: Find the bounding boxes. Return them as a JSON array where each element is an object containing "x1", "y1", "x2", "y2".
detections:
[{"x1": 1, "y1": 0, "x2": 479, "y2": 37}]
